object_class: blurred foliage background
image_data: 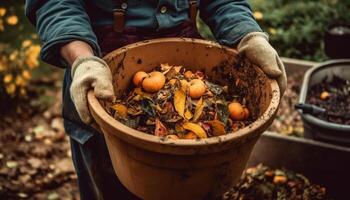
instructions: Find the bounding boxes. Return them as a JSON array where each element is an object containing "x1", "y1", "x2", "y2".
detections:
[
  {"x1": 0, "y1": 1, "x2": 58, "y2": 114},
  {"x1": 198, "y1": 0, "x2": 350, "y2": 61},
  {"x1": 1, "y1": 0, "x2": 349, "y2": 109}
]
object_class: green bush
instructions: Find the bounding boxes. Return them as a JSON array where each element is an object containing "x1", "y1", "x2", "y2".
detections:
[{"x1": 198, "y1": 0, "x2": 350, "y2": 61}]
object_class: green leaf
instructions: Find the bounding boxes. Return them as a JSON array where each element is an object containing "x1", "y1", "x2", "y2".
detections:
[
  {"x1": 216, "y1": 102, "x2": 229, "y2": 125},
  {"x1": 140, "y1": 99, "x2": 156, "y2": 117}
]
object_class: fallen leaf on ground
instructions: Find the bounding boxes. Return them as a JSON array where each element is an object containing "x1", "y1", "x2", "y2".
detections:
[
  {"x1": 28, "y1": 158, "x2": 42, "y2": 169},
  {"x1": 6, "y1": 161, "x2": 18, "y2": 168},
  {"x1": 55, "y1": 158, "x2": 74, "y2": 173}
]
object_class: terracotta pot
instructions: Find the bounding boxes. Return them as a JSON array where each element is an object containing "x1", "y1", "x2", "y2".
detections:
[{"x1": 87, "y1": 38, "x2": 280, "y2": 200}]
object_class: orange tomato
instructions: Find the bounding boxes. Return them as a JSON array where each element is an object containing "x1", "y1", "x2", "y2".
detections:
[
  {"x1": 228, "y1": 102, "x2": 245, "y2": 120},
  {"x1": 133, "y1": 71, "x2": 148, "y2": 87},
  {"x1": 188, "y1": 79, "x2": 206, "y2": 99},
  {"x1": 141, "y1": 71, "x2": 166, "y2": 93}
]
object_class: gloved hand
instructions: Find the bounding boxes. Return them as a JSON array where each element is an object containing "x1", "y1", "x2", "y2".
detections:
[
  {"x1": 70, "y1": 56, "x2": 115, "y2": 124},
  {"x1": 238, "y1": 32, "x2": 287, "y2": 96}
]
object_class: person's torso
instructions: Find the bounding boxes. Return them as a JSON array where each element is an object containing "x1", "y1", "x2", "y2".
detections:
[{"x1": 86, "y1": 0, "x2": 196, "y2": 30}]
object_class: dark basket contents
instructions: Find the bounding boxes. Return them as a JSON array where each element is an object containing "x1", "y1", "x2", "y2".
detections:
[
  {"x1": 222, "y1": 164, "x2": 331, "y2": 200},
  {"x1": 269, "y1": 72, "x2": 304, "y2": 136},
  {"x1": 307, "y1": 76, "x2": 350, "y2": 125}
]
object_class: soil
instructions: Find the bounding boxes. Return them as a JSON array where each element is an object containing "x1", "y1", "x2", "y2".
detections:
[
  {"x1": 0, "y1": 71, "x2": 79, "y2": 200},
  {"x1": 222, "y1": 164, "x2": 331, "y2": 200},
  {"x1": 307, "y1": 76, "x2": 350, "y2": 125},
  {"x1": 268, "y1": 72, "x2": 304, "y2": 137}
]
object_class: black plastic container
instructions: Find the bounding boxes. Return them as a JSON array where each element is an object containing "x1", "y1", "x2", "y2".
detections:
[
  {"x1": 299, "y1": 60, "x2": 350, "y2": 146},
  {"x1": 324, "y1": 23, "x2": 350, "y2": 59}
]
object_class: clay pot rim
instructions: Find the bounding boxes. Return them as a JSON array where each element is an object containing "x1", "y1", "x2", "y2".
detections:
[{"x1": 87, "y1": 38, "x2": 280, "y2": 147}]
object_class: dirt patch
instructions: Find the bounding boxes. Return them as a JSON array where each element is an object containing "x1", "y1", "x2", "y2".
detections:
[
  {"x1": 307, "y1": 76, "x2": 350, "y2": 125},
  {"x1": 268, "y1": 72, "x2": 304, "y2": 137}
]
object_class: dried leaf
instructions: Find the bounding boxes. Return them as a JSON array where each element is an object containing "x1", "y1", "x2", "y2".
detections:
[
  {"x1": 111, "y1": 104, "x2": 128, "y2": 118},
  {"x1": 120, "y1": 117, "x2": 140, "y2": 129},
  {"x1": 127, "y1": 106, "x2": 142, "y2": 116},
  {"x1": 182, "y1": 132, "x2": 197, "y2": 139},
  {"x1": 165, "y1": 66, "x2": 182, "y2": 79},
  {"x1": 180, "y1": 80, "x2": 188, "y2": 91},
  {"x1": 155, "y1": 104, "x2": 163, "y2": 112},
  {"x1": 134, "y1": 87, "x2": 143, "y2": 95},
  {"x1": 155, "y1": 118, "x2": 167, "y2": 136},
  {"x1": 161, "y1": 102, "x2": 174, "y2": 114},
  {"x1": 195, "y1": 70, "x2": 205, "y2": 79},
  {"x1": 134, "y1": 87, "x2": 152, "y2": 99},
  {"x1": 157, "y1": 89, "x2": 172, "y2": 102},
  {"x1": 184, "y1": 109, "x2": 193, "y2": 120},
  {"x1": 193, "y1": 97, "x2": 205, "y2": 121},
  {"x1": 207, "y1": 120, "x2": 226, "y2": 136},
  {"x1": 205, "y1": 80, "x2": 223, "y2": 95},
  {"x1": 183, "y1": 122, "x2": 207, "y2": 138},
  {"x1": 175, "y1": 122, "x2": 185, "y2": 133},
  {"x1": 28, "y1": 158, "x2": 42, "y2": 168},
  {"x1": 174, "y1": 89, "x2": 186, "y2": 117},
  {"x1": 160, "y1": 63, "x2": 171, "y2": 74},
  {"x1": 6, "y1": 161, "x2": 18, "y2": 168}
]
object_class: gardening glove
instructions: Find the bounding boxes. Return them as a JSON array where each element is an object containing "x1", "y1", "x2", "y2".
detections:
[
  {"x1": 238, "y1": 32, "x2": 287, "y2": 96},
  {"x1": 70, "y1": 56, "x2": 115, "y2": 124}
]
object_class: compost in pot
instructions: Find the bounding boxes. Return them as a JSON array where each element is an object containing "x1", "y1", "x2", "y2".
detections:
[
  {"x1": 222, "y1": 164, "x2": 331, "y2": 200},
  {"x1": 103, "y1": 63, "x2": 253, "y2": 139},
  {"x1": 306, "y1": 76, "x2": 350, "y2": 125}
]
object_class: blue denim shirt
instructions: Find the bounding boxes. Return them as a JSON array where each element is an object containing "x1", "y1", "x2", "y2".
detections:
[{"x1": 25, "y1": 0, "x2": 262, "y2": 144}]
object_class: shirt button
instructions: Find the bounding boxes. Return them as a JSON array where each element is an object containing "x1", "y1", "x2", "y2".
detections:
[
  {"x1": 121, "y1": 3, "x2": 128, "y2": 9},
  {"x1": 160, "y1": 6, "x2": 167, "y2": 14}
]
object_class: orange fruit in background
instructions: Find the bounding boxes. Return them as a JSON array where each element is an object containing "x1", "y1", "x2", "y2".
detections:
[
  {"x1": 228, "y1": 102, "x2": 245, "y2": 120},
  {"x1": 188, "y1": 79, "x2": 206, "y2": 99},
  {"x1": 142, "y1": 71, "x2": 166, "y2": 93},
  {"x1": 133, "y1": 71, "x2": 148, "y2": 86},
  {"x1": 320, "y1": 91, "x2": 330, "y2": 100}
]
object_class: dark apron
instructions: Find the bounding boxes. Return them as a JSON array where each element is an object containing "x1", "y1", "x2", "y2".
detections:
[{"x1": 63, "y1": 21, "x2": 201, "y2": 200}]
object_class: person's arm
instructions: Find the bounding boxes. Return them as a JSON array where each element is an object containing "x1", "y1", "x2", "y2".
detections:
[
  {"x1": 199, "y1": 0, "x2": 261, "y2": 46},
  {"x1": 25, "y1": 0, "x2": 100, "y2": 67},
  {"x1": 60, "y1": 41, "x2": 94, "y2": 66},
  {"x1": 200, "y1": 0, "x2": 287, "y2": 96},
  {"x1": 25, "y1": 1, "x2": 114, "y2": 124}
]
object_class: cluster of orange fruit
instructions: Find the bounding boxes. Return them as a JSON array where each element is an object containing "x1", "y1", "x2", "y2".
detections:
[{"x1": 133, "y1": 69, "x2": 250, "y2": 123}]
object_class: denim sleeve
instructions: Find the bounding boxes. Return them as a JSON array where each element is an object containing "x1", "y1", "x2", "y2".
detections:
[
  {"x1": 199, "y1": 0, "x2": 262, "y2": 47},
  {"x1": 25, "y1": 0, "x2": 101, "y2": 68}
]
